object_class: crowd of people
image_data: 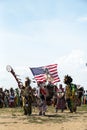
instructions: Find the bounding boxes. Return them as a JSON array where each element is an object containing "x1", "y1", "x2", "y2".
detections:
[
  {"x1": 0, "y1": 87, "x2": 22, "y2": 108},
  {"x1": 0, "y1": 75, "x2": 85, "y2": 116}
]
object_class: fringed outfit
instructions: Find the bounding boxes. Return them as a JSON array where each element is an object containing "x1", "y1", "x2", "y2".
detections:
[
  {"x1": 65, "y1": 84, "x2": 77, "y2": 112},
  {"x1": 55, "y1": 87, "x2": 66, "y2": 112}
]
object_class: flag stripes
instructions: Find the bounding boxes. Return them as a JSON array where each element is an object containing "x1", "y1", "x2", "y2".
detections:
[{"x1": 30, "y1": 64, "x2": 60, "y2": 84}]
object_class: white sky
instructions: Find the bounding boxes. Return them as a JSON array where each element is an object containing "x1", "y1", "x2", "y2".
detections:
[{"x1": 0, "y1": 0, "x2": 87, "y2": 90}]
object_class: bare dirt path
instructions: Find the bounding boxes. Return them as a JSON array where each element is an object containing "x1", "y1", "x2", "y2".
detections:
[{"x1": 0, "y1": 107, "x2": 87, "y2": 130}]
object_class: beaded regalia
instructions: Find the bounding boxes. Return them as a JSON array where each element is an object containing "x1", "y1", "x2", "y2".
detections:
[{"x1": 64, "y1": 75, "x2": 77, "y2": 113}]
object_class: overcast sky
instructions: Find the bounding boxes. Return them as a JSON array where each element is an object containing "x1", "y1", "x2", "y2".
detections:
[{"x1": 0, "y1": 0, "x2": 87, "y2": 90}]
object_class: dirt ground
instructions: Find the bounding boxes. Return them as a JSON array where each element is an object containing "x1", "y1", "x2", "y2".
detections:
[{"x1": 0, "y1": 106, "x2": 87, "y2": 130}]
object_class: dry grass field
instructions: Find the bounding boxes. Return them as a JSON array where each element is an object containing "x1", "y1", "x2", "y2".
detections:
[{"x1": 0, "y1": 105, "x2": 87, "y2": 130}]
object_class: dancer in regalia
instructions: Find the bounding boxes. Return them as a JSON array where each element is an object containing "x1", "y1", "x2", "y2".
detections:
[
  {"x1": 55, "y1": 84, "x2": 66, "y2": 113},
  {"x1": 64, "y1": 75, "x2": 77, "y2": 113},
  {"x1": 37, "y1": 82, "x2": 47, "y2": 116},
  {"x1": 22, "y1": 77, "x2": 33, "y2": 115}
]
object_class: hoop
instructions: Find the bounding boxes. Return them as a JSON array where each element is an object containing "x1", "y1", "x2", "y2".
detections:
[{"x1": 6, "y1": 65, "x2": 12, "y2": 72}]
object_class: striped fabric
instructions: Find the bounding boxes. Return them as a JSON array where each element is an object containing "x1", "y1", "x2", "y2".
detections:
[{"x1": 30, "y1": 64, "x2": 60, "y2": 84}]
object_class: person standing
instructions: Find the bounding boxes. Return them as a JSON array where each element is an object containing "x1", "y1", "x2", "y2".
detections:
[
  {"x1": 64, "y1": 75, "x2": 77, "y2": 113},
  {"x1": 55, "y1": 84, "x2": 66, "y2": 113},
  {"x1": 37, "y1": 82, "x2": 47, "y2": 116},
  {"x1": 22, "y1": 77, "x2": 33, "y2": 115}
]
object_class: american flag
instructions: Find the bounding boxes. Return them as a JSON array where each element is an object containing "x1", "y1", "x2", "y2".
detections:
[{"x1": 30, "y1": 64, "x2": 60, "y2": 84}]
